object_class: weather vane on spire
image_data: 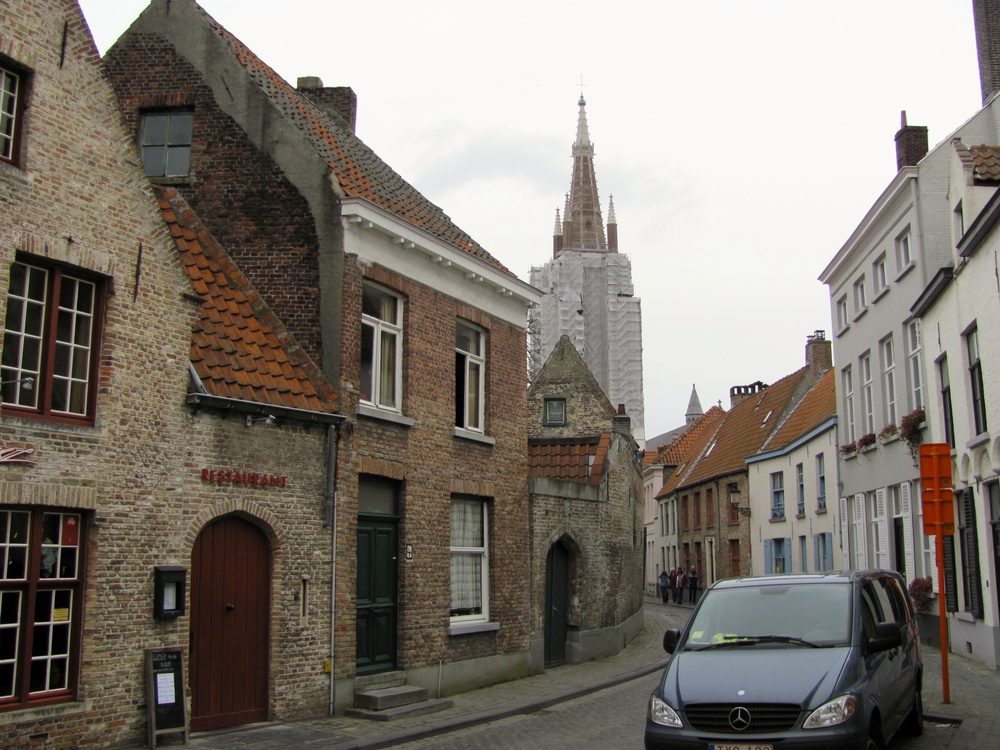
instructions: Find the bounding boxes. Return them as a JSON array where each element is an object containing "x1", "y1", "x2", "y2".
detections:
[{"x1": 579, "y1": 75, "x2": 587, "y2": 101}]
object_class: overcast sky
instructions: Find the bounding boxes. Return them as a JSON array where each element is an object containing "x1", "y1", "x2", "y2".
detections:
[{"x1": 79, "y1": 0, "x2": 983, "y2": 439}]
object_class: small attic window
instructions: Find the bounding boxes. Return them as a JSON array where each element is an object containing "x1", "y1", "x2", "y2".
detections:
[
  {"x1": 705, "y1": 440, "x2": 717, "y2": 456},
  {"x1": 761, "y1": 409, "x2": 773, "y2": 426},
  {"x1": 544, "y1": 398, "x2": 566, "y2": 425}
]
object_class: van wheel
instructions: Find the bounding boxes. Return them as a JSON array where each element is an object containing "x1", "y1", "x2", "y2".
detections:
[
  {"x1": 865, "y1": 726, "x2": 884, "y2": 750},
  {"x1": 902, "y1": 688, "x2": 924, "y2": 736}
]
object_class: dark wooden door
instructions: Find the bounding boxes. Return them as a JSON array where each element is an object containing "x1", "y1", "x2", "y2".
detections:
[
  {"x1": 356, "y1": 519, "x2": 397, "y2": 674},
  {"x1": 544, "y1": 542, "x2": 569, "y2": 667},
  {"x1": 190, "y1": 517, "x2": 270, "y2": 731}
]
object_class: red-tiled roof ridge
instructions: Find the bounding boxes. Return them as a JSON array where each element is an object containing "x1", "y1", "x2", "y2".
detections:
[
  {"x1": 154, "y1": 185, "x2": 339, "y2": 413},
  {"x1": 655, "y1": 407, "x2": 726, "y2": 498},
  {"x1": 184, "y1": 1, "x2": 509, "y2": 273},
  {"x1": 675, "y1": 367, "x2": 811, "y2": 490},
  {"x1": 758, "y1": 368, "x2": 836, "y2": 453}
]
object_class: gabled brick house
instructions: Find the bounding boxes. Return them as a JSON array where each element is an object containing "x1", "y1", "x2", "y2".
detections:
[
  {"x1": 104, "y1": 0, "x2": 540, "y2": 729},
  {"x1": 527, "y1": 335, "x2": 644, "y2": 668},
  {"x1": 0, "y1": 2, "x2": 343, "y2": 746}
]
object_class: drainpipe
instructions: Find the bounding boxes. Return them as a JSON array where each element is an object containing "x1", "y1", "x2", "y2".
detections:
[{"x1": 325, "y1": 422, "x2": 342, "y2": 716}]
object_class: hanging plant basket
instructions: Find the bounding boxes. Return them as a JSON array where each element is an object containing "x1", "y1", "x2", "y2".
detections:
[{"x1": 900, "y1": 408, "x2": 926, "y2": 466}]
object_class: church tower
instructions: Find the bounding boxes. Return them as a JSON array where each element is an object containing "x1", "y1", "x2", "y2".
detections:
[{"x1": 529, "y1": 96, "x2": 646, "y2": 444}]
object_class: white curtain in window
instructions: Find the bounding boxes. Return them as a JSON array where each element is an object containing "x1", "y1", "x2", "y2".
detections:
[{"x1": 451, "y1": 500, "x2": 483, "y2": 614}]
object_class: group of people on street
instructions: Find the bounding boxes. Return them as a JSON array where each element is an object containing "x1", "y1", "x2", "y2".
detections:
[{"x1": 658, "y1": 566, "x2": 699, "y2": 605}]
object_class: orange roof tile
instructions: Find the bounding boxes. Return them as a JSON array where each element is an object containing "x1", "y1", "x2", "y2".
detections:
[
  {"x1": 154, "y1": 185, "x2": 339, "y2": 414},
  {"x1": 759, "y1": 369, "x2": 836, "y2": 453},
  {"x1": 971, "y1": 145, "x2": 1000, "y2": 182},
  {"x1": 528, "y1": 435, "x2": 609, "y2": 485}
]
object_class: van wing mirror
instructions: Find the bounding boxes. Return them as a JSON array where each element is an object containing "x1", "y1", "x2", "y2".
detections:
[
  {"x1": 867, "y1": 621, "x2": 902, "y2": 653},
  {"x1": 663, "y1": 628, "x2": 681, "y2": 654}
]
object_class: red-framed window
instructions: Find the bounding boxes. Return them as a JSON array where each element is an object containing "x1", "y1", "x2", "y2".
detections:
[
  {"x1": 0, "y1": 508, "x2": 86, "y2": 709},
  {"x1": 1, "y1": 258, "x2": 105, "y2": 425}
]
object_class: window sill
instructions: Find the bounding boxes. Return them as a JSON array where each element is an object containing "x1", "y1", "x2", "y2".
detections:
[
  {"x1": 453, "y1": 427, "x2": 495, "y2": 446},
  {"x1": 836, "y1": 322, "x2": 850, "y2": 337},
  {"x1": 0, "y1": 699, "x2": 93, "y2": 727},
  {"x1": 872, "y1": 286, "x2": 889, "y2": 303},
  {"x1": 852, "y1": 307, "x2": 868, "y2": 323},
  {"x1": 895, "y1": 262, "x2": 915, "y2": 283},
  {"x1": 357, "y1": 404, "x2": 415, "y2": 427},
  {"x1": 965, "y1": 433, "x2": 990, "y2": 450},
  {"x1": 769, "y1": 515, "x2": 786, "y2": 523},
  {"x1": 955, "y1": 611, "x2": 978, "y2": 624},
  {"x1": 816, "y1": 505, "x2": 828, "y2": 515},
  {"x1": 448, "y1": 620, "x2": 500, "y2": 637}
]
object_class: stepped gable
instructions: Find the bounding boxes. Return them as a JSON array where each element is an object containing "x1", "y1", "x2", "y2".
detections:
[
  {"x1": 155, "y1": 185, "x2": 339, "y2": 412},
  {"x1": 759, "y1": 369, "x2": 836, "y2": 453},
  {"x1": 678, "y1": 368, "x2": 811, "y2": 489},
  {"x1": 187, "y1": 1, "x2": 507, "y2": 272}
]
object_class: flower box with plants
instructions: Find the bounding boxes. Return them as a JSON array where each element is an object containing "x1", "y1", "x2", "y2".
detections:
[
  {"x1": 900, "y1": 407, "x2": 926, "y2": 465},
  {"x1": 878, "y1": 423, "x2": 898, "y2": 443},
  {"x1": 840, "y1": 441, "x2": 857, "y2": 457},
  {"x1": 857, "y1": 432, "x2": 877, "y2": 451}
]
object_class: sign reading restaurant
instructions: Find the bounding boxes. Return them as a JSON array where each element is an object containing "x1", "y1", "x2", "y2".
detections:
[{"x1": 201, "y1": 468, "x2": 288, "y2": 488}]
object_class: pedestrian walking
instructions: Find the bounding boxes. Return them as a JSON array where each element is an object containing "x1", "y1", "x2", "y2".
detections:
[
  {"x1": 658, "y1": 569, "x2": 669, "y2": 603},
  {"x1": 668, "y1": 568, "x2": 677, "y2": 604},
  {"x1": 677, "y1": 569, "x2": 687, "y2": 604},
  {"x1": 688, "y1": 566, "x2": 699, "y2": 603}
]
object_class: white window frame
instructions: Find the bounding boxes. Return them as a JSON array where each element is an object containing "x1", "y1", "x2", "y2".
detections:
[
  {"x1": 360, "y1": 283, "x2": 403, "y2": 413},
  {"x1": 853, "y1": 276, "x2": 867, "y2": 315},
  {"x1": 1, "y1": 64, "x2": 24, "y2": 164},
  {"x1": 836, "y1": 296, "x2": 849, "y2": 332},
  {"x1": 895, "y1": 229, "x2": 912, "y2": 271},
  {"x1": 842, "y1": 366, "x2": 856, "y2": 444},
  {"x1": 450, "y1": 497, "x2": 489, "y2": 624},
  {"x1": 771, "y1": 472, "x2": 785, "y2": 519},
  {"x1": 796, "y1": 463, "x2": 805, "y2": 516},
  {"x1": 967, "y1": 326, "x2": 988, "y2": 435},
  {"x1": 873, "y1": 254, "x2": 887, "y2": 296},
  {"x1": 860, "y1": 352, "x2": 874, "y2": 436},
  {"x1": 907, "y1": 320, "x2": 924, "y2": 410},
  {"x1": 816, "y1": 453, "x2": 826, "y2": 511},
  {"x1": 455, "y1": 321, "x2": 485, "y2": 433},
  {"x1": 881, "y1": 337, "x2": 897, "y2": 426}
]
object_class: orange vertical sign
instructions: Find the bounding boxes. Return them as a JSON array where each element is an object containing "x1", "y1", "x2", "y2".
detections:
[{"x1": 919, "y1": 443, "x2": 954, "y2": 535}]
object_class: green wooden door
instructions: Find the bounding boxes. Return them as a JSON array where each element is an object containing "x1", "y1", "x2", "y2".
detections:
[{"x1": 356, "y1": 519, "x2": 397, "y2": 674}]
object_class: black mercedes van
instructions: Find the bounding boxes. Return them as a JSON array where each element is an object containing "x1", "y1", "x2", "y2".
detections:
[{"x1": 645, "y1": 571, "x2": 922, "y2": 750}]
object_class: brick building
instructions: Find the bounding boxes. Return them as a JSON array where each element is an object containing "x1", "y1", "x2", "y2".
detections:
[
  {"x1": 1, "y1": 1, "x2": 352, "y2": 746},
  {"x1": 103, "y1": 0, "x2": 539, "y2": 732},
  {"x1": 527, "y1": 335, "x2": 644, "y2": 668}
]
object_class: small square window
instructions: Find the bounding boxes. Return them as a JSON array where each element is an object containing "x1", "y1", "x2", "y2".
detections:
[
  {"x1": 544, "y1": 398, "x2": 566, "y2": 425},
  {"x1": 140, "y1": 111, "x2": 193, "y2": 177}
]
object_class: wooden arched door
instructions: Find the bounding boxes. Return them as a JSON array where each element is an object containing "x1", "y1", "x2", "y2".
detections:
[
  {"x1": 190, "y1": 516, "x2": 271, "y2": 731},
  {"x1": 544, "y1": 542, "x2": 570, "y2": 667}
]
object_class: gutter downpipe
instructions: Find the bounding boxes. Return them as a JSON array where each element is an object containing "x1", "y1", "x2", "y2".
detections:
[{"x1": 325, "y1": 421, "x2": 342, "y2": 716}]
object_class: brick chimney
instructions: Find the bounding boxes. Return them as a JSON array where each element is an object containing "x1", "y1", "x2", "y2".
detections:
[
  {"x1": 729, "y1": 381, "x2": 767, "y2": 409},
  {"x1": 296, "y1": 77, "x2": 357, "y2": 133},
  {"x1": 612, "y1": 403, "x2": 632, "y2": 436},
  {"x1": 895, "y1": 111, "x2": 928, "y2": 169},
  {"x1": 805, "y1": 330, "x2": 832, "y2": 380},
  {"x1": 974, "y1": 0, "x2": 1000, "y2": 105}
]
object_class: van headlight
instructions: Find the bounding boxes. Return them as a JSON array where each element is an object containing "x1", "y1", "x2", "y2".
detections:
[
  {"x1": 803, "y1": 694, "x2": 858, "y2": 729},
  {"x1": 648, "y1": 694, "x2": 683, "y2": 728}
]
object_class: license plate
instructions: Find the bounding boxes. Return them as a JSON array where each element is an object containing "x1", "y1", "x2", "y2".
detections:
[{"x1": 708, "y1": 744, "x2": 773, "y2": 750}]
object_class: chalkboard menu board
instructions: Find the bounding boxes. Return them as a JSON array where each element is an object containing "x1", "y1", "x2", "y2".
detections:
[{"x1": 145, "y1": 648, "x2": 188, "y2": 747}]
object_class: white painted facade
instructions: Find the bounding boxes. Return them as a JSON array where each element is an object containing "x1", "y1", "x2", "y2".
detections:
[{"x1": 912, "y1": 143, "x2": 1000, "y2": 669}]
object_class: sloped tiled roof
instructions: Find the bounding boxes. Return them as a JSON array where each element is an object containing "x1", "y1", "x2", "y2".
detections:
[
  {"x1": 674, "y1": 368, "x2": 811, "y2": 490},
  {"x1": 154, "y1": 185, "x2": 339, "y2": 413},
  {"x1": 655, "y1": 407, "x2": 726, "y2": 499},
  {"x1": 188, "y1": 2, "x2": 508, "y2": 273},
  {"x1": 528, "y1": 435, "x2": 610, "y2": 484},
  {"x1": 759, "y1": 369, "x2": 836, "y2": 453},
  {"x1": 970, "y1": 145, "x2": 1000, "y2": 182}
]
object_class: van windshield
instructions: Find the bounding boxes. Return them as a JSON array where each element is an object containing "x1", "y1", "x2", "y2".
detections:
[{"x1": 684, "y1": 582, "x2": 852, "y2": 649}]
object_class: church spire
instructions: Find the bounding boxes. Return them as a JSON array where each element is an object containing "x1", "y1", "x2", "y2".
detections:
[{"x1": 559, "y1": 96, "x2": 606, "y2": 254}]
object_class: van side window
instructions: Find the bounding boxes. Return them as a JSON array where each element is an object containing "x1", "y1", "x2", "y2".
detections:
[
  {"x1": 878, "y1": 577, "x2": 909, "y2": 626},
  {"x1": 859, "y1": 584, "x2": 882, "y2": 641}
]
